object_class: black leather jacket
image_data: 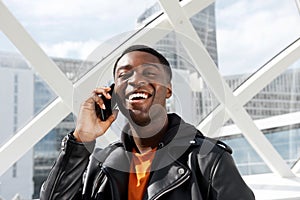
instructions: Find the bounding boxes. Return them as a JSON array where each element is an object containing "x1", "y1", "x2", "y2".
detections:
[{"x1": 40, "y1": 113, "x2": 255, "y2": 200}]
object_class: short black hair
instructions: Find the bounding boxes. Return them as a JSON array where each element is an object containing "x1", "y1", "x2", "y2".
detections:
[{"x1": 113, "y1": 44, "x2": 172, "y2": 80}]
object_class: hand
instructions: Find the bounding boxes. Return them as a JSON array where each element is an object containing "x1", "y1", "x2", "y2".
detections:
[{"x1": 73, "y1": 87, "x2": 118, "y2": 142}]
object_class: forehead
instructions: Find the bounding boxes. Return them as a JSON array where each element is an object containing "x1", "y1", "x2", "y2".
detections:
[{"x1": 115, "y1": 51, "x2": 162, "y2": 70}]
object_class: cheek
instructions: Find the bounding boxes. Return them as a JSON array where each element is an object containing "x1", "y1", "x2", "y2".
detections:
[
  {"x1": 114, "y1": 81, "x2": 126, "y2": 95},
  {"x1": 153, "y1": 79, "x2": 170, "y2": 93},
  {"x1": 154, "y1": 87, "x2": 168, "y2": 102}
]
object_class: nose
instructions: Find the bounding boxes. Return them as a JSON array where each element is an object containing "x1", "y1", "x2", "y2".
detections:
[{"x1": 128, "y1": 71, "x2": 146, "y2": 87}]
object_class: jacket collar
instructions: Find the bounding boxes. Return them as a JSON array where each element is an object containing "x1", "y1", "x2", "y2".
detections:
[{"x1": 103, "y1": 113, "x2": 202, "y2": 200}]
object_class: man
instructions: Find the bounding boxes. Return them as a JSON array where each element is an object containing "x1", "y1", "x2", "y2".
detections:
[{"x1": 40, "y1": 45, "x2": 255, "y2": 200}]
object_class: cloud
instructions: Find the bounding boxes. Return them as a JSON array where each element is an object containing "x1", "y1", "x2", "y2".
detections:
[
  {"x1": 4, "y1": 0, "x2": 156, "y2": 22},
  {"x1": 216, "y1": 0, "x2": 300, "y2": 75},
  {"x1": 40, "y1": 40, "x2": 100, "y2": 59},
  {"x1": 2, "y1": 0, "x2": 157, "y2": 58}
]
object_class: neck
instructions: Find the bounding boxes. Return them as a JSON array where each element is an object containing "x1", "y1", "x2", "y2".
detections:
[{"x1": 129, "y1": 114, "x2": 168, "y2": 153}]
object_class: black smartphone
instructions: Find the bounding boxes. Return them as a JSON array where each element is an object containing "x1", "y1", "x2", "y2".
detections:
[{"x1": 95, "y1": 83, "x2": 116, "y2": 121}]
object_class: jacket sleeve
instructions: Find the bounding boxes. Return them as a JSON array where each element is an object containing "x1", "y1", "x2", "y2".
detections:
[
  {"x1": 211, "y1": 151, "x2": 255, "y2": 200},
  {"x1": 40, "y1": 133, "x2": 95, "y2": 200}
]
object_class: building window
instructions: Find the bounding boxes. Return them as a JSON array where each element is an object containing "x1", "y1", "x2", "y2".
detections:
[
  {"x1": 13, "y1": 73, "x2": 18, "y2": 133},
  {"x1": 12, "y1": 162, "x2": 17, "y2": 178}
]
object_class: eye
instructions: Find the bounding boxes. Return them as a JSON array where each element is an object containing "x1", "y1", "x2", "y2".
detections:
[
  {"x1": 118, "y1": 70, "x2": 133, "y2": 79},
  {"x1": 143, "y1": 66, "x2": 159, "y2": 77},
  {"x1": 144, "y1": 70, "x2": 157, "y2": 76}
]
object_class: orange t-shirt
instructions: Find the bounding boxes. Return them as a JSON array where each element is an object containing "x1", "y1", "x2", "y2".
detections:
[{"x1": 128, "y1": 148, "x2": 157, "y2": 200}]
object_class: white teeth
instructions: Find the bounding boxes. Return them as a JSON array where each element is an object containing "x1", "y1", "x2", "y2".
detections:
[{"x1": 129, "y1": 93, "x2": 148, "y2": 100}]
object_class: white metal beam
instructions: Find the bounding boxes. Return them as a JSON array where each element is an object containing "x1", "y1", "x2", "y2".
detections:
[
  {"x1": 292, "y1": 160, "x2": 300, "y2": 174},
  {"x1": 0, "y1": 98, "x2": 70, "y2": 175},
  {"x1": 158, "y1": 0, "x2": 294, "y2": 177},
  {"x1": 180, "y1": 0, "x2": 214, "y2": 15}
]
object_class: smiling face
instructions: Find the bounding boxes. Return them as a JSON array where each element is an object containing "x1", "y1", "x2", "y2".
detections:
[{"x1": 114, "y1": 51, "x2": 172, "y2": 126}]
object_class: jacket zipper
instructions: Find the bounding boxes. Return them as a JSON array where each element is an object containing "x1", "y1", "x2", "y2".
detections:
[{"x1": 151, "y1": 174, "x2": 190, "y2": 200}]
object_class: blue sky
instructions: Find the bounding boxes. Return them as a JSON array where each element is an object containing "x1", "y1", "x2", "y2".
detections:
[{"x1": 1, "y1": 0, "x2": 300, "y2": 75}]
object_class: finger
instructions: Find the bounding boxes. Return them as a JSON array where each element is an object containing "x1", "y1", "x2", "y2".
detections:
[
  {"x1": 94, "y1": 87, "x2": 112, "y2": 99},
  {"x1": 91, "y1": 93, "x2": 105, "y2": 109}
]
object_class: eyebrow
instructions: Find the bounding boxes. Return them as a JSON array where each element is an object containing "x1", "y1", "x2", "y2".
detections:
[
  {"x1": 116, "y1": 63, "x2": 161, "y2": 73},
  {"x1": 116, "y1": 65, "x2": 131, "y2": 73}
]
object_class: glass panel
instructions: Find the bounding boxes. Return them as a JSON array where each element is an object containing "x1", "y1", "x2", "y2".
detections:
[
  {"x1": 222, "y1": 135, "x2": 271, "y2": 175},
  {"x1": 0, "y1": 31, "x2": 18, "y2": 53},
  {"x1": 221, "y1": 123, "x2": 300, "y2": 176},
  {"x1": 216, "y1": 0, "x2": 300, "y2": 90},
  {"x1": 264, "y1": 125, "x2": 300, "y2": 167}
]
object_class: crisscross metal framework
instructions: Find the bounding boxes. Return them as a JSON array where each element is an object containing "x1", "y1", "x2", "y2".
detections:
[{"x1": 1, "y1": 0, "x2": 300, "y2": 199}]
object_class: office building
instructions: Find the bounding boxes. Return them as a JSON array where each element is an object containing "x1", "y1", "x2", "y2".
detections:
[{"x1": 0, "y1": 52, "x2": 34, "y2": 200}]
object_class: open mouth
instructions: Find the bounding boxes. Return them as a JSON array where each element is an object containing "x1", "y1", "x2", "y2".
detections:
[{"x1": 127, "y1": 92, "x2": 152, "y2": 102}]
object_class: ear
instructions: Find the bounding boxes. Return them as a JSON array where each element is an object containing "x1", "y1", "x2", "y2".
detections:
[{"x1": 166, "y1": 83, "x2": 172, "y2": 99}]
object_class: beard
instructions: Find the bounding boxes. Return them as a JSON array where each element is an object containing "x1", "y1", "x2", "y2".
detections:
[{"x1": 125, "y1": 104, "x2": 168, "y2": 139}]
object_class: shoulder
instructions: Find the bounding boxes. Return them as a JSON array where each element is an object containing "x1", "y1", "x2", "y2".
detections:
[
  {"x1": 167, "y1": 114, "x2": 232, "y2": 154},
  {"x1": 187, "y1": 133, "x2": 233, "y2": 177},
  {"x1": 192, "y1": 134, "x2": 232, "y2": 154}
]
